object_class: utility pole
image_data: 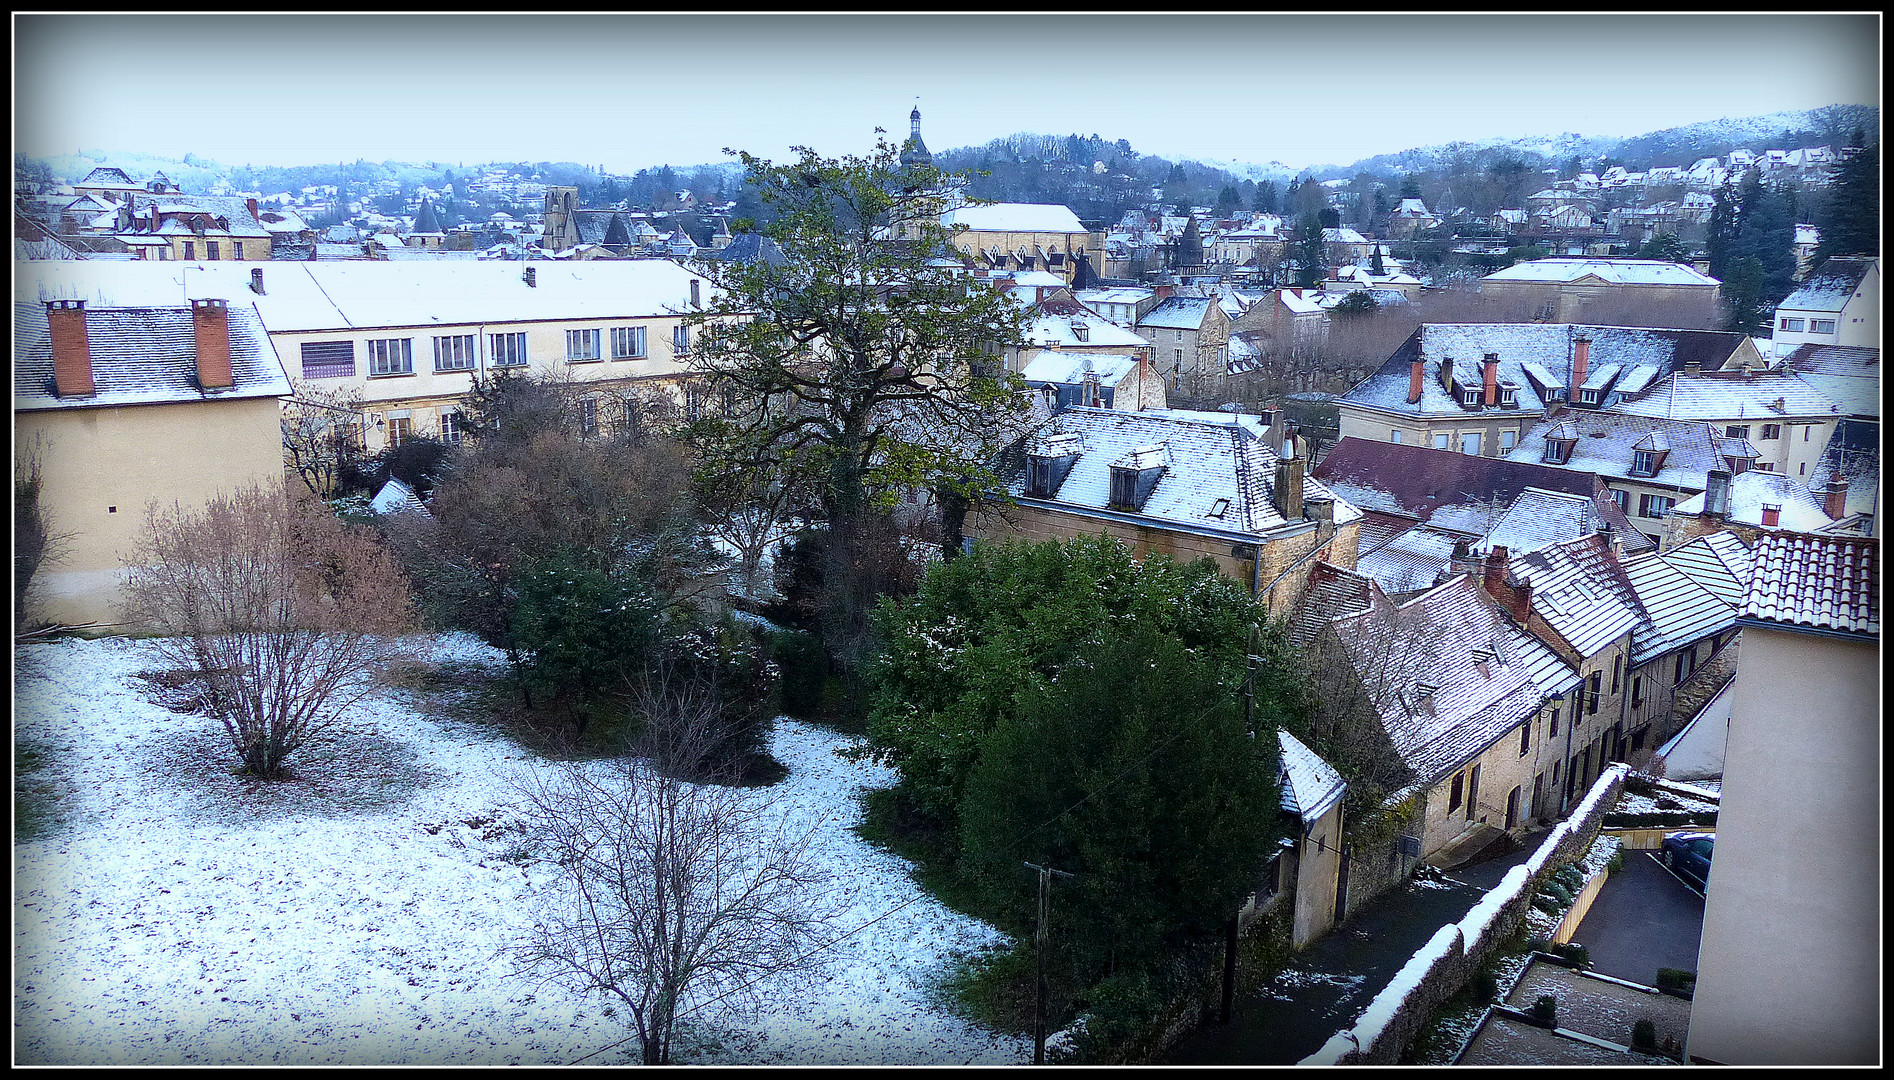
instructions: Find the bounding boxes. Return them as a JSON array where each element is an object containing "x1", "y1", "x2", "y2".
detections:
[{"x1": 1024, "y1": 861, "x2": 1075, "y2": 1065}]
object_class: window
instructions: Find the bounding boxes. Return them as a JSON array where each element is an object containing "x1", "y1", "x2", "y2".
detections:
[
  {"x1": 490, "y1": 332, "x2": 527, "y2": 367},
  {"x1": 433, "y1": 334, "x2": 475, "y2": 372},
  {"x1": 1638, "y1": 493, "x2": 1674, "y2": 518},
  {"x1": 1549, "y1": 706, "x2": 1560, "y2": 737},
  {"x1": 1579, "y1": 388, "x2": 1600, "y2": 405},
  {"x1": 207, "y1": 241, "x2": 220, "y2": 260},
  {"x1": 1466, "y1": 764, "x2": 1481, "y2": 820},
  {"x1": 1630, "y1": 676, "x2": 1643, "y2": 708},
  {"x1": 1500, "y1": 429, "x2": 1517, "y2": 453},
  {"x1": 183, "y1": 241, "x2": 195, "y2": 260},
  {"x1": 1675, "y1": 652, "x2": 1688, "y2": 683},
  {"x1": 385, "y1": 415, "x2": 411, "y2": 448},
  {"x1": 1811, "y1": 319, "x2": 1836, "y2": 334},
  {"x1": 689, "y1": 279, "x2": 701, "y2": 309},
  {"x1": 233, "y1": 242, "x2": 244, "y2": 259},
  {"x1": 1519, "y1": 722, "x2": 1531, "y2": 757},
  {"x1": 1760, "y1": 423, "x2": 1781, "y2": 440},
  {"x1": 1779, "y1": 317, "x2": 1805, "y2": 332},
  {"x1": 1611, "y1": 655, "x2": 1621, "y2": 693},
  {"x1": 1433, "y1": 432, "x2": 1451, "y2": 450},
  {"x1": 439, "y1": 410, "x2": 464, "y2": 444},
  {"x1": 578, "y1": 398, "x2": 598, "y2": 438},
  {"x1": 1586, "y1": 672, "x2": 1601, "y2": 715},
  {"x1": 1753, "y1": 461, "x2": 1775, "y2": 473},
  {"x1": 611, "y1": 326, "x2": 646, "y2": 359},
  {"x1": 1174, "y1": 348, "x2": 1184, "y2": 365},
  {"x1": 1390, "y1": 430, "x2": 1402, "y2": 444},
  {"x1": 1027, "y1": 457, "x2": 1056, "y2": 498},
  {"x1": 1631, "y1": 449, "x2": 1658, "y2": 477},
  {"x1": 1462, "y1": 389, "x2": 1483, "y2": 407},
  {"x1": 1725, "y1": 424, "x2": 1750, "y2": 439},
  {"x1": 1459, "y1": 431, "x2": 1481, "y2": 455},
  {"x1": 1109, "y1": 467, "x2": 1137, "y2": 508},
  {"x1": 1448, "y1": 772, "x2": 1464, "y2": 811},
  {"x1": 1803, "y1": 424, "x2": 1812, "y2": 442},
  {"x1": 1606, "y1": 488, "x2": 1628, "y2": 512},
  {"x1": 299, "y1": 341, "x2": 356, "y2": 379},
  {"x1": 367, "y1": 337, "x2": 413, "y2": 376},
  {"x1": 673, "y1": 324, "x2": 690, "y2": 355},
  {"x1": 566, "y1": 329, "x2": 601, "y2": 362}
]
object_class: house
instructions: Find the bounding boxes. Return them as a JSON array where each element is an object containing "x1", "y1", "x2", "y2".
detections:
[
  {"x1": 1134, "y1": 294, "x2": 1233, "y2": 394},
  {"x1": 1011, "y1": 295, "x2": 1156, "y2": 374},
  {"x1": 969, "y1": 407, "x2": 1364, "y2": 616},
  {"x1": 99, "y1": 193, "x2": 276, "y2": 262},
  {"x1": 1479, "y1": 258, "x2": 1722, "y2": 325},
  {"x1": 1608, "y1": 364, "x2": 1843, "y2": 480},
  {"x1": 1769, "y1": 256, "x2": 1879, "y2": 356},
  {"x1": 940, "y1": 202, "x2": 1100, "y2": 287},
  {"x1": 1688, "y1": 535, "x2": 1878, "y2": 1065},
  {"x1": 1073, "y1": 285, "x2": 1157, "y2": 328},
  {"x1": 13, "y1": 295, "x2": 292, "y2": 626},
  {"x1": 1018, "y1": 351, "x2": 1166, "y2": 414},
  {"x1": 1666, "y1": 468, "x2": 1863, "y2": 543},
  {"x1": 25, "y1": 260, "x2": 714, "y2": 456},
  {"x1": 1270, "y1": 730, "x2": 1348, "y2": 948},
  {"x1": 1338, "y1": 323, "x2": 1761, "y2": 463}
]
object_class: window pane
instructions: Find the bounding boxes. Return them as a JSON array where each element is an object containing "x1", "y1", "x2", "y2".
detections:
[{"x1": 300, "y1": 341, "x2": 355, "y2": 379}]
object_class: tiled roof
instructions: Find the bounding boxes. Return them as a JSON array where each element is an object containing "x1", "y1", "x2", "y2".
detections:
[
  {"x1": 1476, "y1": 487, "x2": 1656, "y2": 559},
  {"x1": 1672, "y1": 470, "x2": 1838, "y2": 531},
  {"x1": 1660, "y1": 531, "x2": 1754, "y2": 609},
  {"x1": 1313, "y1": 438, "x2": 1599, "y2": 535},
  {"x1": 1785, "y1": 345, "x2": 1879, "y2": 420},
  {"x1": 1483, "y1": 257, "x2": 1721, "y2": 287},
  {"x1": 13, "y1": 301, "x2": 290, "y2": 411},
  {"x1": 1509, "y1": 534, "x2": 1647, "y2": 659},
  {"x1": 1612, "y1": 369, "x2": 1842, "y2": 422},
  {"x1": 999, "y1": 406, "x2": 1362, "y2": 538},
  {"x1": 1278, "y1": 729, "x2": 1346, "y2": 823},
  {"x1": 1504, "y1": 412, "x2": 1733, "y2": 493},
  {"x1": 1618, "y1": 551, "x2": 1737, "y2": 661},
  {"x1": 1776, "y1": 256, "x2": 1877, "y2": 314},
  {"x1": 1341, "y1": 323, "x2": 1750, "y2": 418},
  {"x1": 1742, "y1": 534, "x2": 1878, "y2": 637},
  {"x1": 1327, "y1": 574, "x2": 1579, "y2": 785},
  {"x1": 1290, "y1": 561, "x2": 1374, "y2": 647},
  {"x1": 1357, "y1": 525, "x2": 1459, "y2": 596},
  {"x1": 941, "y1": 203, "x2": 1087, "y2": 234},
  {"x1": 1020, "y1": 351, "x2": 1141, "y2": 388},
  {"x1": 1805, "y1": 419, "x2": 1879, "y2": 519}
]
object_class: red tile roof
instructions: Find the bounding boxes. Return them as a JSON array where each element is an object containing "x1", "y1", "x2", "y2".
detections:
[{"x1": 1742, "y1": 534, "x2": 1879, "y2": 638}]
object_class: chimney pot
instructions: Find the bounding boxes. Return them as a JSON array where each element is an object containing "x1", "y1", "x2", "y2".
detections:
[
  {"x1": 1760, "y1": 503, "x2": 1781, "y2": 528},
  {"x1": 1703, "y1": 468, "x2": 1732, "y2": 518},
  {"x1": 1824, "y1": 477, "x2": 1850, "y2": 520},
  {"x1": 249, "y1": 267, "x2": 265, "y2": 294},
  {"x1": 1408, "y1": 357, "x2": 1425, "y2": 404},
  {"x1": 191, "y1": 298, "x2": 233, "y2": 390},
  {"x1": 47, "y1": 300, "x2": 94, "y2": 398},
  {"x1": 523, "y1": 266, "x2": 537, "y2": 287},
  {"x1": 1483, "y1": 545, "x2": 1510, "y2": 596}
]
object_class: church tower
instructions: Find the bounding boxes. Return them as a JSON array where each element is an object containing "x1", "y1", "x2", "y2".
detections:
[{"x1": 899, "y1": 105, "x2": 933, "y2": 170}]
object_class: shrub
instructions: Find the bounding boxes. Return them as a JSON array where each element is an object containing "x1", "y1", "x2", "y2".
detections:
[
  {"x1": 1606, "y1": 849, "x2": 1626, "y2": 875},
  {"x1": 1470, "y1": 967, "x2": 1498, "y2": 1004},
  {"x1": 1527, "y1": 994, "x2": 1557, "y2": 1026},
  {"x1": 1552, "y1": 942, "x2": 1590, "y2": 968},
  {"x1": 1656, "y1": 967, "x2": 1696, "y2": 994},
  {"x1": 1632, "y1": 1018, "x2": 1658, "y2": 1049}
]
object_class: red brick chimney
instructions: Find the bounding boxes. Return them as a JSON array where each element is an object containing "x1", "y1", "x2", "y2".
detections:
[
  {"x1": 47, "y1": 300, "x2": 94, "y2": 398},
  {"x1": 191, "y1": 299, "x2": 233, "y2": 390},
  {"x1": 1480, "y1": 545, "x2": 1534, "y2": 623},
  {"x1": 1153, "y1": 284, "x2": 1173, "y2": 301},
  {"x1": 1571, "y1": 335, "x2": 1590, "y2": 401},
  {"x1": 1760, "y1": 503, "x2": 1781, "y2": 528},
  {"x1": 1408, "y1": 357, "x2": 1425, "y2": 404},
  {"x1": 245, "y1": 197, "x2": 259, "y2": 221},
  {"x1": 1483, "y1": 352, "x2": 1500, "y2": 406},
  {"x1": 1482, "y1": 545, "x2": 1510, "y2": 597},
  {"x1": 1824, "y1": 477, "x2": 1850, "y2": 520}
]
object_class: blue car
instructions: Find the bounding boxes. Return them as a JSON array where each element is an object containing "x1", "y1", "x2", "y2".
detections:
[{"x1": 1661, "y1": 832, "x2": 1714, "y2": 891}]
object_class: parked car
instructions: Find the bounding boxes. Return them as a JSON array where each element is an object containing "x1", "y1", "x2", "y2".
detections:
[{"x1": 1661, "y1": 831, "x2": 1714, "y2": 891}]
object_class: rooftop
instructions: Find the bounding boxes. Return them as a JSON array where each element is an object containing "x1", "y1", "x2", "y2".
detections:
[
  {"x1": 1483, "y1": 257, "x2": 1721, "y2": 288},
  {"x1": 1776, "y1": 256, "x2": 1878, "y2": 314},
  {"x1": 14, "y1": 300, "x2": 290, "y2": 412},
  {"x1": 1741, "y1": 534, "x2": 1878, "y2": 638},
  {"x1": 941, "y1": 203, "x2": 1087, "y2": 235}
]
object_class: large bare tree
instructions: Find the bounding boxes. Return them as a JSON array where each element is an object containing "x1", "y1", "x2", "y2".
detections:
[
  {"x1": 123, "y1": 483, "x2": 417, "y2": 778},
  {"x1": 281, "y1": 381, "x2": 369, "y2": 497}
]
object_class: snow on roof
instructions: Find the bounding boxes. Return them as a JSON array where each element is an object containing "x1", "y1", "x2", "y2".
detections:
[
  {"x1": 1019, "y1": 351, "x2": 1139, "y2": 387},
  {"x1": 1660, "y1": 531, "x2": 1754, "y2": 609},
  {"x1": 19, "y1": 260, "x2": 712, "y2": 334},
  {"x1": 1277, "y1": 729, "x2": 1346, "y2": 824},
  {"x1": 1001, "y1": 406, "x2": 1361, "y2": 537},
  {"x1": 1321, "y1": 227, "x2": 1369, "y2": 244},
  {"x1": 1504, "y1": 412, "x2": 1729, "y2": 492},
  {"x1": 1509, "y1": 535, "x2": 1648, "y2": 660},
  {"x1": 1741, "y1": 533, "x2": 1878, "y2": 637},
  {"x1": 1612, "y1": 369, "x2": 1841, "y2": 422},
  {"x1": 1672, "y1": 470, "x2": 1837, "y2": 532},
  {"x1": 1074, "y1": 286, "x2": 1152, "y2": 307},
  {"x1": 1136, "y1": 296, "x2": 1215, "y2": 330},
  {"x1": 941, "y1": 203, "x2": 1087, "y2": 234},
  {"x1": 1618, "y1": 551, "x2": 1736, "y2": 660},
  {"x1": 1356, "y1": 525, "x2": 1459, "y2": 596},
  {"x1": 997, "y1": 269, "x2": 1066, "y2": 288},
  {"x1": 1313, "y1": 437, "x2": 1600, "y2": 531},
  {"x1": 1024, "y1": 311, "x2": 1148, "y2": 349},
  {"x1": 1776, "y1": 256, "x2": 1877, "y2": 313},
  {"x1": 1476, "y1": 488, "x2": 1621, "y2": 560},
  {"x1": 370, "y1": 478, "x2": 428, "y2": 516},
  {"x1": 14, "y1": 300, "x2": 290, "y2": 411},
  {"x1": 1483, "y1": 258, "x2": 1720, "y2": 288}
]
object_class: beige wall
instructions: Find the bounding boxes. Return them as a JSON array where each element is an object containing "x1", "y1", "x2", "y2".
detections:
[
  {"x1": 17, "y1": 396, "x2": 287, "y2": 627},
  {"x1": 1688, "y1": 624, "x2": 1879, "y2": 1064},
  {"x1": 950, "y1": 228, "x2": 1099, "y2": 285},
  {"x1": 1292, "y1": 800, "x2": 1346, "y2": 948},
  {"x1": 1338, "y1": 403, "x2": 1532, "y2": 461}
]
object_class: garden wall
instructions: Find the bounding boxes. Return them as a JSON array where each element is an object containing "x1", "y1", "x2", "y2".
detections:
[{"x1": 1301, "y1": 765, "x2": 1629, "y2": 1065}]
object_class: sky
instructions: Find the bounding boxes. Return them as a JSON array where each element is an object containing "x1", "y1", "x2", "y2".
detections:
[{"x1": 12, "y1": 14, "x2": 1881, "y2": 175}]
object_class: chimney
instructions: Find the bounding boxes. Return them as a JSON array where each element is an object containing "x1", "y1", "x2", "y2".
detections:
[
  {"x1": 1275, "y1": 423, "x2": 1304, "y2": 520},
  {"x1": 46, "y1": 300, "x2": 94, "y2": 398},
  {"x1": 523, "y1": 266, "x2": 537, "y2": 288},
  {"x1": 1702, "y1": 468, "x2": 1731, "y2": 518},
  {"x1": 1824, "y1": 477, "x2": 1849, "y2": 520},
  {"x1": 1153, "y1": 284, "x2": 1173, "y2": 301},
  {"x1": 1482, "y1": 545, "x2": 1510, "y2": 598},
  {"x1": 1760, "y1": 503, "x2": 1781, "y2": 528},
  {"x1": 1450, "y1": 538, "x2": 1479, "y2": 576},
  {"x1": 1483, "y1": 352, "x2": 1500, "y2": 406},
  {"x1": 249, "y1": 267, "x2": 265, "y2": 295},
  {"x1": 245, "y1": 197, "x2": 259, "y2": 221},
  {"x1": 1571, "y1": 334, "x2": 1590, "y2": 403},
  {"x1": 1439, "y1": 354, "x2": 1454, "y2": 392},
  {"x1": 1684, "y1": 358, "x2": 1701, "y2": 376},
  {"x1": 191, "y1": 298, "x2": 233, "y2": 390},
  {"x1": 1408, "y1": 357, "x2": 1425, "y2": 404}
]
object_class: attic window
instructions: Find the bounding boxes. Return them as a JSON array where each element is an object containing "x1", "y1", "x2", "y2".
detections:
[
  {"x1": 1109, "y1": 466, "x2": 1138, "y2": 508},
  {"x1": 1470, "y1": 647, "x2": 1495, "y2": 664},
  {"x1": 1208, "y1": 498, "x2": 1230, "y2": 520},
  {"x1": 1071, "y1": 322, "x2": 1089, "y2": 342},
  {"x1": 1415, "y1": 682, "x2": 1438, "y2": 701},
  {"x1": 1462, "y1": 389, "x2": 1483, "y2": 408},
  {"x1": 1578, "y1": 388, "x2": 1601, "y2": 405},
  {"x1": 1498, "y1": 384, "x2": 1518, "y2": 406},
  {"x1": 1631, "y1": 449, "x2": 1659, "y2": 477},
  {"x1": 1543, "y1": 437, "x2": 1576, "y2": 465}
]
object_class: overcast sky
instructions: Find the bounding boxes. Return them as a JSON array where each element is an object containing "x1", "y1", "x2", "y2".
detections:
[{"x1": 13, "y1": 14, "x2": 1881, "y2": 174}]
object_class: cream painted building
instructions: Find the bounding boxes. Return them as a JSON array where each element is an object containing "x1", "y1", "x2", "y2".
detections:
[
  {"x1": 24, "y1": 260, "x2": 715, "y2": 455},
  {"x1": 1479, "y1": 258, "x2": 1722, "y2": 326},
  {"x1": 14, "y1": 295, "x2": 292, "y2": 627},
  {"x1": 941, "y1": 202, "x2": 1102, "y2": 288}
]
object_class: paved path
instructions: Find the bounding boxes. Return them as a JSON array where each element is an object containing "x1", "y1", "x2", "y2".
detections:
[{"x1": 1569, "y1": 849, "x2": 1705, "y2": 986}]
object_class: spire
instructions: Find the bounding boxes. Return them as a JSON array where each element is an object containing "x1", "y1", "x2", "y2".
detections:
[
  {"x1": 900, "y1": 101, "x2": 932, "y2": 169},
  {"x1": 413, "y1": 198, "x2": 442, "y2": 234}
]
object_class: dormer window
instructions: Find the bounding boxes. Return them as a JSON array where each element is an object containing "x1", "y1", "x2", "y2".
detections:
[
  {"x1": 1071, "y1": 322, "x2": 1089, "y2": 342},
  {"x1": 1027, "y1": 456, "x2": 1057, "y2": 498},
  {"x1": 1109, "y1": 466, "x2": 1138, "y2": 508},
  {"x1": 1578, "y1": 388, "x2": 1601, "y2": 405},
  {"x1": 1462, "y1": 388, "x2": 1483, "y2": 408},
  {"x1": 1631, "y1": 449, "x2": 1659, "y2": 477},
  {"x1": 1470, "y1": 647, "x2": 1495, "y2": 664},
  {"x1": 1498, "y1": 384, "x2": 1518, "y2": 407},
  {"x1": 1544, "y1": 436, "x2": 1576, "y2": 465},
  {"x1": 1208, "y1": 497, "x2": 1230, "y2": 520}
]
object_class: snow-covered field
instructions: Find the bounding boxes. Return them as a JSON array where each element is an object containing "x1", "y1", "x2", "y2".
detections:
[{"x1": 14, "y1": 634, "x2": 1030, "y2": 1066}]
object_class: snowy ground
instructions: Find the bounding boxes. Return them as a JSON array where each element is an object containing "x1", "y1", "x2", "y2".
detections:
[{"x1": 14, "y1": 634, "x2": 1030, "y2": 1066}]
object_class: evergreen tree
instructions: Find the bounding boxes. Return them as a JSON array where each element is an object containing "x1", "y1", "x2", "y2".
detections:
[
  {"x1": 1294, "y1": 217, "x2": 1327, "y2": 290},
  {"x1": 1216, "y1": 184, "x2": 1241, "y2": 213},
  {"x1": 1400, "y1": 174, "x2": 1423, "y2": 200},
  {"x1": 1815, "y1": 144, "x2": 1879, "y2": 262},
  {"x1": 1177, "y1": 214, "x2": 1203, "y2": 267},
  {"x1": 1253, "y1": 181, "x2": 1280, "y2": 214}
]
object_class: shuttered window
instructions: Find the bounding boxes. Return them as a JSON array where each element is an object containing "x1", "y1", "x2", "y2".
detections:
[{"x1": 300, "y1": 341, "x2": 356, "y2": 379}]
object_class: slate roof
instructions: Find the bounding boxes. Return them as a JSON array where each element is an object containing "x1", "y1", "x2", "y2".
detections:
[
  {"x1": 1776, "y1": 256, "x2": 1876, "y2": 313},
  {"x1": 1611, "y1": 369, "x2": 1842, "y2": 422},
  {"x1": 1327, "y1": 574, "x2": 1580, "y2": 786},
  {"x1": 1785, "y1": 344, "x2": 1879, "y2": 420},
  {"x1": 1476, "y1": 487, "x2": 1657, "y2": 559},
  {"x1": 1483, "y1": 257, "x2": 1721, "y2": 287},
  {"x1": 1741, "y1": 534, "x2": 1878, "y2": 638},
  {"x1": 1357, "y1": 525, "x2": 1460, "y2": 596},
  {"x1": 1617, "y1": 551, "x2": 1737, "y2": 661},
  {"x1": 1025, "y1": 310, "x2": 1148, "y2": 349},
  {"x1": 1805, "y1": 419, "x2": 1879, "y2": 519},
  {"x1": 1672, "y1": 471, "x2": 1839, "y2": 531},
  {"x1": 702, "y1": 232, "x2": 789, "y2": 267},
  {"x1": 942, "y1": 203, "x2": 1087, "y2": 234},
  {"x1": 1314, "y1": 438, "x2": 1600, "y2": 535},
  {"x1": 1278, "y1": 730, "x2": 1346, "y2": 823},
  {"x1": 1136, "y1": 296, "x2": 1218, "y2": 331},
  {"x1": 999, "y1": 406, "x2": 1362, "y2": 538},
  {"x1": 1660, "y1": 531, "x2": 1754, "y2": 609},
  {"x1": 14, "y1": 301, "x2": 290, "y2": 411},
  {"x1": 1503, "y1": 412, "x2": 1735, "y2": 494},
  {"x1": 1341, "y1": 323, "x2": 1750, "y2": 419},
  {"x1": 1290, "y1": 561, "x2": 1374, "y2": 647},
  {"x1": 122, "y1": 194, "x2": 271, "y2": 239},
  {"x1": 1020, "y1": 352, "x2": 1141, "y2": 388}
]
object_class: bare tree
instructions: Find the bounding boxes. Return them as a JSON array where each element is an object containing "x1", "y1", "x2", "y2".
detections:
[
  {"x1": 281, "y1": 381, "x2": 369, "y2": 497},
  {"x1": 122, "y1": 483, "x2": 417, "y2": 778},
  {"x1": 14, "y1": 436, "x2": 72, "y2": 633},
  {"x1": 509, "y1": 749, "x2": 838, "y2": 1064}
]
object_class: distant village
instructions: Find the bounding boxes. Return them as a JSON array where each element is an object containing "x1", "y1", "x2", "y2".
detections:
[{"x1": 13, "y1": 105, "x2": 1880, "y2": 1067}]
